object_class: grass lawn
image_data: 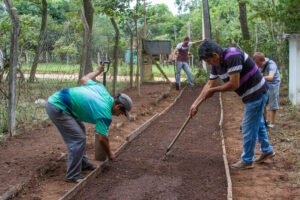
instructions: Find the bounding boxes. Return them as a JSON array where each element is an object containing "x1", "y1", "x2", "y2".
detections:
[{"x1": 20, "y1": 62, "x2": 200, "y2": 78}]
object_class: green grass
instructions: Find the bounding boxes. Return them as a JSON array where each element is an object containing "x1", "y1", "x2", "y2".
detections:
[
  {"x1": 21, "y1": 63, "x2": 80, "y2": 74},
  {"x1": 20, "y1": 62, "x2": 200, "y2": 78}
]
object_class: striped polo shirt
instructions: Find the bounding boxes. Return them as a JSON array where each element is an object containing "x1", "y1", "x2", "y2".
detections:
[{"x1": 209, "y1": 47, "x2": 268, "y2": 103}]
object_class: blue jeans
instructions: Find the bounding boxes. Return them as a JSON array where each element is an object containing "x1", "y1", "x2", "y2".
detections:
[
  {"x1": 176, "y1": 61, "x2": 194, "y2": 88},
  {"x1": 241, "y1": 92, "x2": 273, "y2": 163}
]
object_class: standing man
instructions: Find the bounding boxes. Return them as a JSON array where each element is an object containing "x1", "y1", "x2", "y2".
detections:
[
  {"x1": 190, "y1": 40, "x2": 275, "y2": 169},
  {"x1": 46, "y1": 63, "x2": 133, "y2": 183},
  {"x1": 172, "y1": 37, "x2": 204, "y2": 90},
  {"x1": 253, "y1": 52, "x2": 281, "y2": 130}
]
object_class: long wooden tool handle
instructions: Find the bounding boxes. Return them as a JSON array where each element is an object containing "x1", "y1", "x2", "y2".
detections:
[{"x1": 166, "y1": 98, "x2": 204, "y2": 153}]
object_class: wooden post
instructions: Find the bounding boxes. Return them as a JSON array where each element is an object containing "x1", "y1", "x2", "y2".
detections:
[
  {"x1": 202, "y1": 0, "x2": 212, "y2": 75},
  {"x1": 135, "y1": 0, "x2": 140, "y2": 96},
  {"x1": 4, "y1": 0, "x2": 19, "y2": 136},
  {"x1": 187, "y1": 22, "x2": 191, "y2": 38},
  {"x1": 126, "y1": 22, "x2": 134, "y2": 88},
  {"x1": 150, "y1": 55, "x2": 171, "y2": 84},
  {"x1": 143, "y1": 0, "x2": 146, "y2": 37},
  {"x1": 174, "y1": 25, "x2": 177, "y2": 44}
]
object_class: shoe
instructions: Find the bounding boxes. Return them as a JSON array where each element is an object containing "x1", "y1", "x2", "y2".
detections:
[
  {"x1": 65, "y1": 175, "x2": 84, "y2": 183},
  {"x1": 267, "y1": 124, "x2": 275, "y2": 130},
  {"x1": 175, "y1": 83, "x2": 180, "y2": 90},
  {"x1": 255, "y1": 151, "x2": 276, "y2": 163},
  {"x1": 231, "y1": 160, "x2": 254, "y2": 169},
  {"x1": 264, "y1": 120, "x2": 269, "y2": 127},
  {"x1": 82, "y1": 163, "x2": 97, "y2": 171}
]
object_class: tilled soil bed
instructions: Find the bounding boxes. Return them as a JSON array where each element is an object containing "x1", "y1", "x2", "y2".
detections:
[
  {"x1": 0, "y1": 83, "x2": 180, "y2": 200},
  {"x1": 73, "y1": 86, "x2": 227, "y2": 200}
]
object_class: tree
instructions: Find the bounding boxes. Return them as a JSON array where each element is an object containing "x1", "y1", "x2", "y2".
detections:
[
  {"x1": 4, "y1": 0, "x2": 19, "y2": 136},
  {"x1": 237, "y1": 0, "x2": 251, "y2": 54},
  {"x1": 202, "y1": 0, "x2": 212, "y2": 40},
  {"x1": 29, "y1": 0, "x2": 47, "y2": 82},
  {"x1": 94, "y1": 0, "x2": 138, "y2": 93},
  {"x1": 110, "y1": 17, "x2": 120, "y2": 95},
  {"x1": 79, "y1": 0, "x2": 94, "y2": 81}
]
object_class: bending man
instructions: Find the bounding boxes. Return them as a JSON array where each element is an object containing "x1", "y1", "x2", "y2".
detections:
[
  {"x1": 190, "y1": 40, "x2": 275, "y2": 169},
  {"x1": 46, "y1": 63, "x2": 133, "y2": 182}
]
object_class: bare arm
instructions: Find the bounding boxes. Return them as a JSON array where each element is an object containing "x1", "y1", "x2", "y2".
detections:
[
  {"x1": 172, "y1": 48, "x2": 178, "y2": 61},
  {"x1": 190, "y1": 79, "x2": 217, "y2": 116},
  {"x1": 80, "y1": 63, "x2": 105, "y2": 85},
  {"x1": 192, "y1": 38, "x2": 206, "y2": 45},
  {"x1": 190, "y1": 73, "x2": 240, "y2": 117},
  {"x1": 98, "y1": 134, "x2": 115, "y2": 160},
  {"x1": 264, "y1": 72, "x2": 275, "y2": 81}
]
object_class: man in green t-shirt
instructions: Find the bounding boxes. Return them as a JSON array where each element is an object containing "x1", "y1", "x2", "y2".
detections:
[{"x1": 46, "y1": 63, "x2": 133, "y2": 183}]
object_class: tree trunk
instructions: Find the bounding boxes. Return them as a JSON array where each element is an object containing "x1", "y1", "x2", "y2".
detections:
[
  {"x1": 28, "y1": 0, "x2": 47, "y2": 82},
  {"x1": 78, "y1": 9, "x2": 89, "y2": 83},
  {"x1": 187, "y1": 22, "x2": 191, "y2": 38},
  {"x1": 174, "y1": 25, "x2": 177, "y2": 44},
  {"x1": 110, "y1": 18, "x2": 119, "y2": 96},
  {"x1": 202, "y1": 0, "x2": 212, "y2": 40},
  {"x1": 79, "y1": 0, "x2": 94, "y2": 80},
  {"x1": 126, "y1": 21, "x2": 134, "y2": 88},
  {"x1": 238, "y1": 0, "x2": 250, "y2": 40},
  {"x1": 237, "y1": 0, "x2": 251, "y2": 55},
  {"x1": 4, "y1": 0, "x2": 19, "y2": 136},
  {"x1": 135, "y1": 0, "x2": 140, "y2": 96},
  {"x1": 216, "y1": 29, "x2": 220, "y2": 44}
]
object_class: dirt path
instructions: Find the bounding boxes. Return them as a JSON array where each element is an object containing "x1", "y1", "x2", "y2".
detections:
[
  {"x1": 0, "y1": 83, "x2": 180, "y2": 200},
  {"x1": 73, "y1": 86, "x2": 227, "y2": 200},
  {"x1": 222, "y1": 91, "x2": 300, "y2": 199}
]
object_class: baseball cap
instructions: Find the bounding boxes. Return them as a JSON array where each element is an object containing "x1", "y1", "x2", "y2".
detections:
[{"x1": 115, "y1": 93, "x2": 133, "y2": 119}]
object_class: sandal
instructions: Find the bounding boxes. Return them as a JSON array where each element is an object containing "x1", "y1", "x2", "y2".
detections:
[
  {"x1": 65, "y1": 175, "x2": 84, "y2": 183},
  {"x1": 82, "y1": 163, "x2": 97, "y2": 171}
]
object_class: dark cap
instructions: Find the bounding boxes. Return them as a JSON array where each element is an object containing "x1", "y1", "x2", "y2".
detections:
[
  {"x1": 115, "y1": 93, "x2": 133, "y2": 119},
  {"x1": 184, "y1": 36, "x2": 190, "y2": 41}
]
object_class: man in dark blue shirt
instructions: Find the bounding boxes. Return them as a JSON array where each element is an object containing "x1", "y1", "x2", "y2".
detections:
[{"x1": 190, "y1": 40, "x2": 275, "y2": 169}]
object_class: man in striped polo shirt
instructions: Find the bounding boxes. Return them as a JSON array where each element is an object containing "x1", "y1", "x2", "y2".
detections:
[{"x1": 190, "y1": 40, "x2": 275, "y2": 169}]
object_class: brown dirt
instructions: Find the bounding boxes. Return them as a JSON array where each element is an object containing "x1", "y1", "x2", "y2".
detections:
[
  {"x1": 1, "y1": 81, "x2": 298, "y2": 200},
  {"x1": 0, "y1": 83, "x2": 180, "y2": 200},
  {"x1": 73, "y1": 86, "x2": 227, "y2": 200},
  {"x1": 222, "y1": 86, "x2": 300, "y2": 199}
]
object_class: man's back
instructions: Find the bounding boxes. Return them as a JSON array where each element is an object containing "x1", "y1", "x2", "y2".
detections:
[
  {"x1": 48, "y1": 80, "x2": 113, "y2": 125},
  {"x1": 261, "y1": 58, "x2": 281, "y2": 88}
]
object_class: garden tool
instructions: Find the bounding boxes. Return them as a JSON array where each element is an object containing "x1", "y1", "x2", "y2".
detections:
[
  {"x1": 165, "y1": 98, "x2": 205, "y2": 156},
  {"x1": 98, "y1": 58, "x2": 110, "y2": 86}
]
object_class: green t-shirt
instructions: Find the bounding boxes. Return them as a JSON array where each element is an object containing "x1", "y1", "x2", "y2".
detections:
[{"x1": 48, "y1": 80, "x2": 113, "y2": 136}]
